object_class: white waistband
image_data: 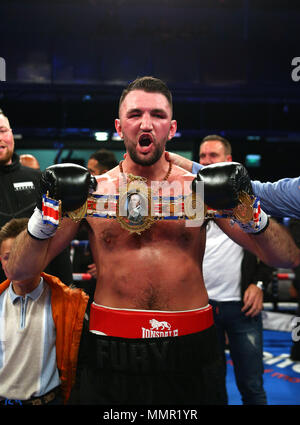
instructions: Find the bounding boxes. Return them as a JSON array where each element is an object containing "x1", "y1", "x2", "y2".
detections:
[{"x1": 92, "y1": 302, "x2": 210, "y2": 314}]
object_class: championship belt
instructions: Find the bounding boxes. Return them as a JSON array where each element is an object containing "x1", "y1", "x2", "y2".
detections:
[
  {"x1": 41, "y1": 183, "x2": 258, "y2": 235},
  {"x1": 205, "y1": 191, "x2": 260, "y2": 230},
  {"x1": 85, "y1": 190, "x2": 205, "y2": 236}
]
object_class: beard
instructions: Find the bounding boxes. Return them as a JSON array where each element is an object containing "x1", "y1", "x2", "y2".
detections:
[
  {"x1": 125, "y1": 141, "x2": 165, "y2": 166},
  {"x1": 0, "y1": 149, "x2": 13, "y2": 166}
]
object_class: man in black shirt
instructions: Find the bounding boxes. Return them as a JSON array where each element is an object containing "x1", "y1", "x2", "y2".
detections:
[{"x1": 0, "y1": 111, "x2": 73, "y2": 283}]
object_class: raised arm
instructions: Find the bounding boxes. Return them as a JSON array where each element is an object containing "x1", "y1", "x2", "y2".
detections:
[
  {"x1": 251, "y1": 178, "x2": 300, "y2": 219},
  {"x1": 193, "y1": 161, "x2": 300, "y2": 268},
  {"x1": 167, "y1": 151, "x2": 300, "y2": 219},
  {"x1": 215, "y1": 217, "x2": 300, "y2": 268},
  {"x1": 6, "y1": 163, "x2": 96, "y2": 281},
  {"x1": 6, "y1": 218, "x2": 79, "y2": 281}
]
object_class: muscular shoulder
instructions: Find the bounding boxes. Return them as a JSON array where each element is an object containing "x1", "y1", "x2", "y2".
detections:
[
  {"x1": 94, "y1": 166, "x2": 119, "y2": 194},
  {"x1": 95, "y1": 165, "x2": 119, "y2": 181},
  {"x1": 104, "y1": 165, "x2": 120, "y2": 179}
]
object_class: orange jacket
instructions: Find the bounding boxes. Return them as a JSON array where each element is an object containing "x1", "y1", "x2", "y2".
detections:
[{"x1": 0, "y1": 272, "x2": 89, "y2": 404}]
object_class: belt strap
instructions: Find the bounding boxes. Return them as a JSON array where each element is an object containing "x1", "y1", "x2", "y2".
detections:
[{"x1": 0, "y1": 387, "x2": 60, "y2": 406}]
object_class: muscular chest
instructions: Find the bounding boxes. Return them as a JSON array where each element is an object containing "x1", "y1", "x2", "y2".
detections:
[{"x1": 87, "y1": 216, "x2": 202, "y2": 250}]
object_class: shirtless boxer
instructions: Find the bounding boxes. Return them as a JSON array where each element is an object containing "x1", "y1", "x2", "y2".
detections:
[{"x1": 6, "y1": 77, "x2": 300, "y2": 405}]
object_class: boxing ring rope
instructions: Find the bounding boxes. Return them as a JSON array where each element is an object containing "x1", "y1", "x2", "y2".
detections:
[
  {"x1": 276, "y1": 272, "x2": 295, "y2": 280},
  {"x1": 270, "y1": 270, "x2": 296, "y2": 312},
  {"x1": 71, "y1": 239, "x2": 93, "y2": 281},
  {"x1": 71, "y1": 240, "x2": 90, "y2": 248},
  {"x1": 72, "y1": 273, "x2": 92, "y2": 281},
  {"x1": 71, "y1": 272, "x2": 297, "y2": 283}
]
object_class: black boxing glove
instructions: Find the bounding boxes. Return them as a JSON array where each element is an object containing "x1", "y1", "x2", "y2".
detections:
[
  {"x1": 38, "y1": 163, "x2": 96, "y2": 212},
  {"x1": 192, "y1": 162, "x2": 253, "y2": 210},
  {"x1": 192, "y1": 162, "x2": 269, "y2": 234},
  {"x1": 28, "y1": 163, "x2": 97, "y2": 240}
]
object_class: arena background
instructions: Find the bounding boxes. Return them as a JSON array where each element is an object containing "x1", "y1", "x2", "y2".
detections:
[{"x1": 1, "y1": 0, "x2": 300, "y2": 406}]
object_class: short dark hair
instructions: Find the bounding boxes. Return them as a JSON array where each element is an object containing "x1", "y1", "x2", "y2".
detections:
[
  {"x1": 119, "y1": 76, "x2": 173, "y2": 114},
  {"x1": 0, "y1": 218, "x2": 29, "y2": 249},
  {"x1": 200, "y1": 134, "x2": 232, "y2": 156},
  {"x1": 89, "y1": 149, "x2": 118, "y2": 171}
]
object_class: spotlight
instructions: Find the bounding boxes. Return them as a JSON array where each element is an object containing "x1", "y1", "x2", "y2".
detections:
[{"x1": 94, "y1": 132, "x2": 109, "y2": 141}]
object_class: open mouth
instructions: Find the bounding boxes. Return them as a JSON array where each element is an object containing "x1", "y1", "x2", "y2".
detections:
[
  {"x1": 138, "y1": 134, "x2": 153, "y2": 147},
  {"x1": 137, "y1": 134, "x2": 154, "y2": 155}
]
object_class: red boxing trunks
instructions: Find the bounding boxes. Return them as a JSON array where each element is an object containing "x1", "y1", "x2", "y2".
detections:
[{"x1": 89, "y1": 303, "x2": 214, "y2": 339}]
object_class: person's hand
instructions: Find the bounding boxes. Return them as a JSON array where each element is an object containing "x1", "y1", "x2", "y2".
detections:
[
  {"x1": 165, "y1": 151, "x2": 193, "y2": 172},
  {"x1": 241, "y1": 284, "x2": 264, "y2": 317}
]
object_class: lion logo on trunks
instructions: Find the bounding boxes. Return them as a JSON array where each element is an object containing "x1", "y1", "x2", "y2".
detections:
[
  {"x1": 149, "y1": 319, "x2": 171, "y2": 331},
  {"x1": 141, "y1": 318, "x2": 178, "y2": 338}
]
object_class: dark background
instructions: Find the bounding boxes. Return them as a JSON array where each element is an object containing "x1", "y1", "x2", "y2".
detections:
[{"x1": 1, "y1": 0, "x2": 300, "y2": 181}]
